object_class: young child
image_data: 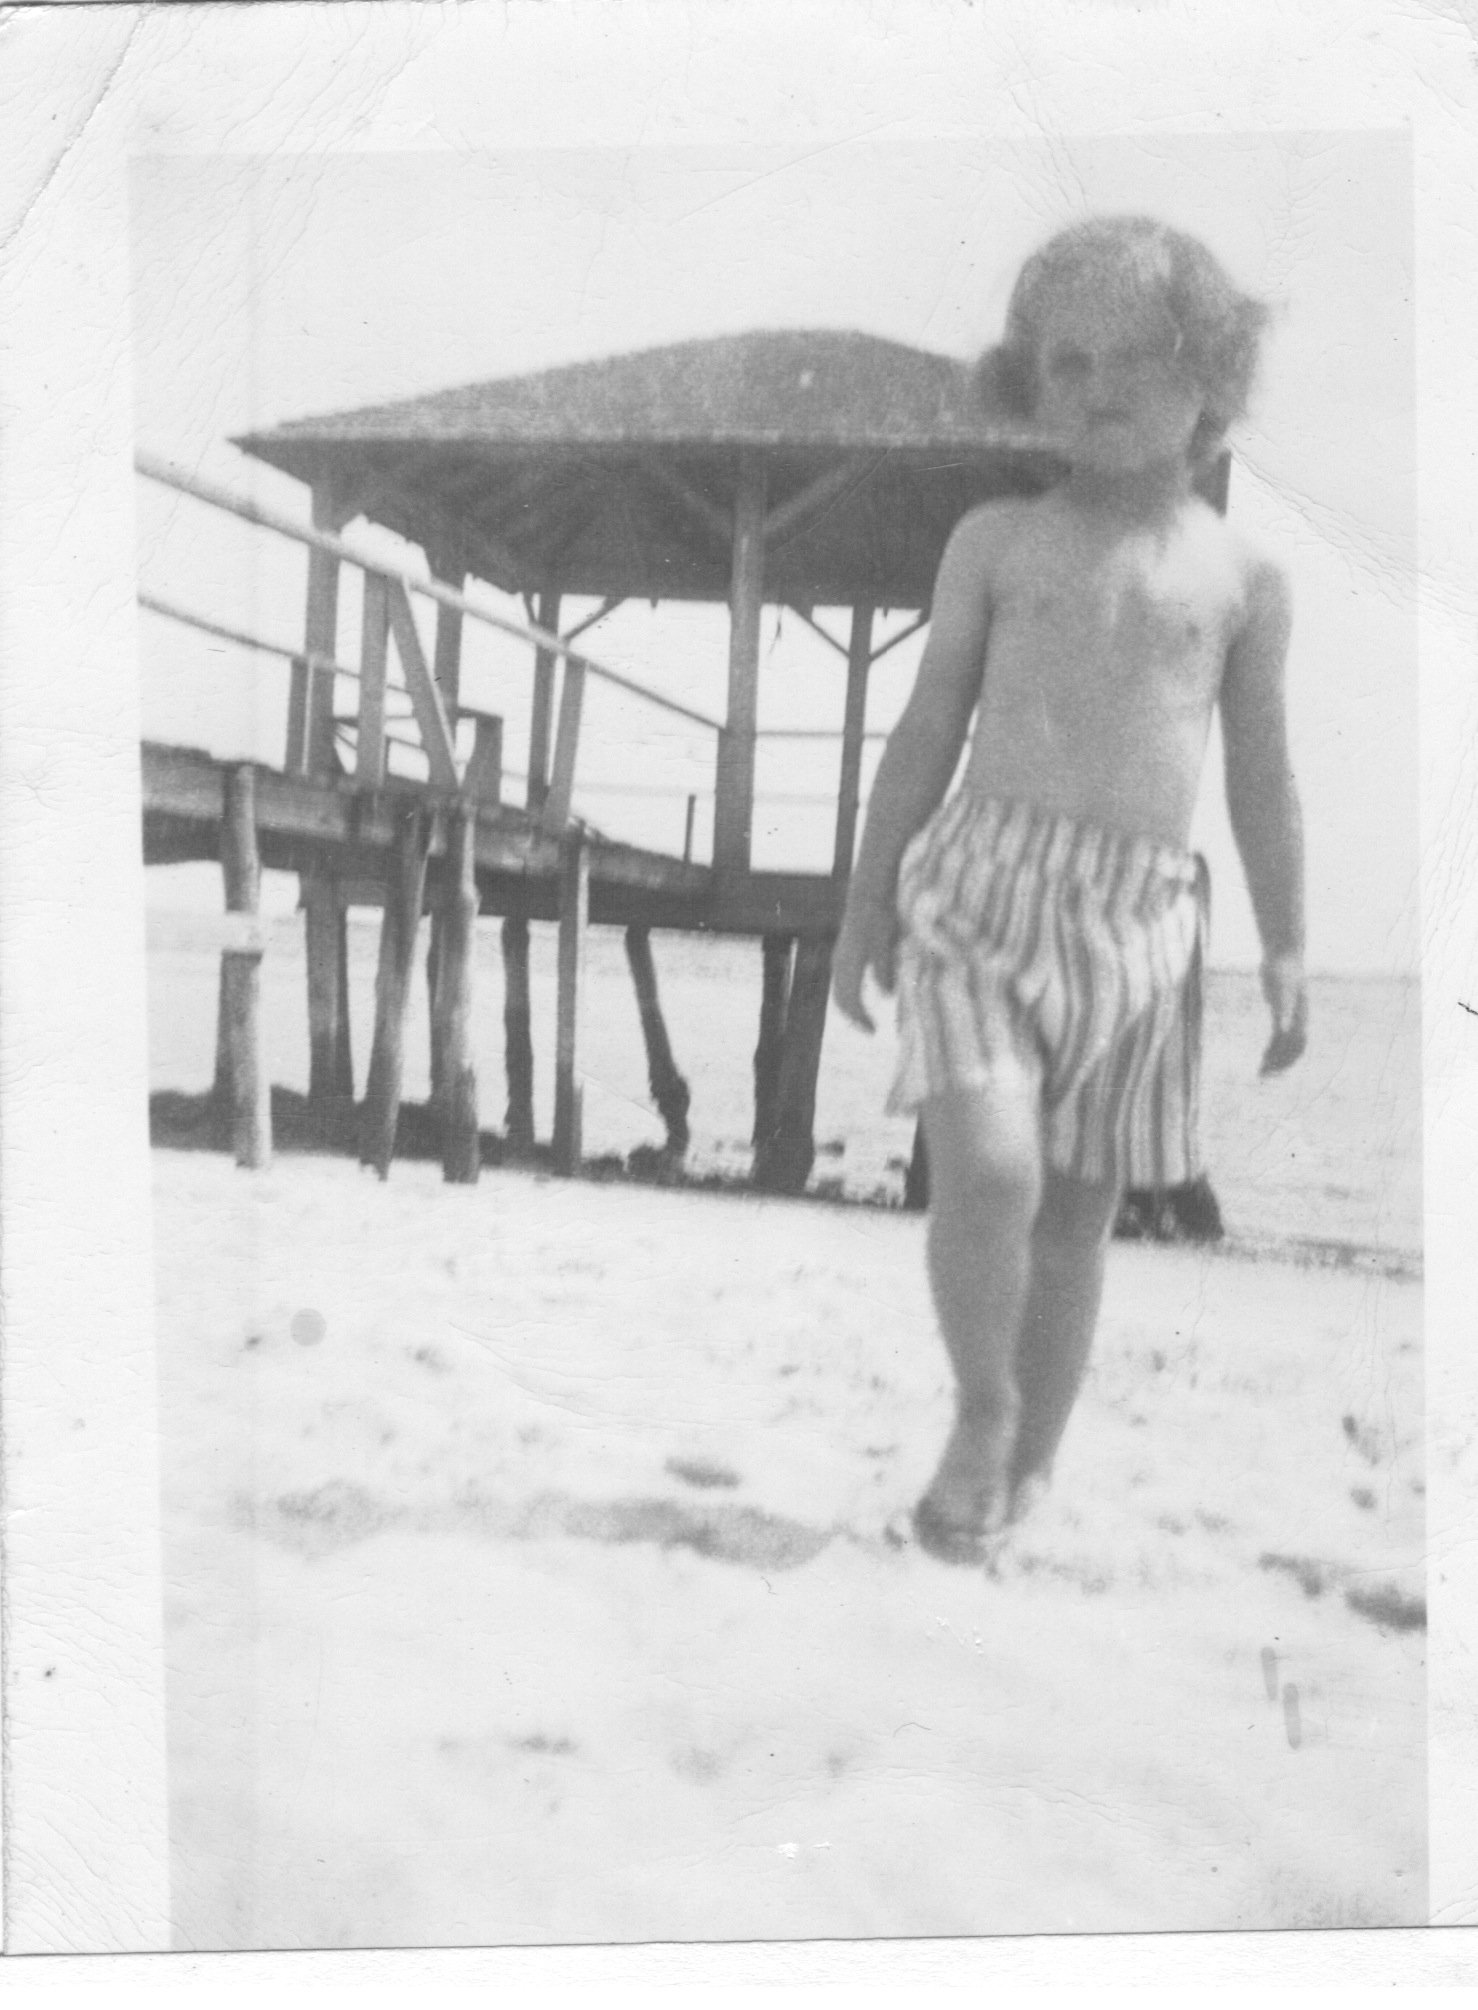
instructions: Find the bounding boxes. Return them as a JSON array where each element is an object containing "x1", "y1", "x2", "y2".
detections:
[{"x1": 831, "y1": 216, "x2": 1307, "y2": 1564}]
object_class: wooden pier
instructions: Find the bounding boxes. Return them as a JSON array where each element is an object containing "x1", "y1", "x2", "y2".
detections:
[{"x1": 138, "y1": 331, "x2": 1231, "y2": 1200}]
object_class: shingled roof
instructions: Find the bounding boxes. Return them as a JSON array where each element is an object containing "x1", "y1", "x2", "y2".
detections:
[
  {"x1": 241, "y1": 329, "x2": 1043, "y2": 453},
  {"x1": 236, "y1": 329, "x2": 1064, "y2": 608}
]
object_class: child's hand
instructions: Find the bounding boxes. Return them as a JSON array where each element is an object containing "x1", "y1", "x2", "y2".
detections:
[
  {"x1": 1259, "y1": 952, "x2": 1308, "y2": 1075},
  {"x1": 832, "y1": 898, "x2": 900, "y2": 1034}
]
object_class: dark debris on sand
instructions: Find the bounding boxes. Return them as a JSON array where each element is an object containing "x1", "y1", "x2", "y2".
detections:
[{"x1": 149, "y1": 1087, "x2": 1225, "y2": 1242}]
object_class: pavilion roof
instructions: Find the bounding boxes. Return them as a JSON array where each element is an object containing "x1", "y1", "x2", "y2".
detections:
[{"x1": 235, "y1": 329, "x2": 1064, "y2": 609}]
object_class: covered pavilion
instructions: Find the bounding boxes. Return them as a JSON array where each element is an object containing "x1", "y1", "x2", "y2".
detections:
[{"x1": 226, "y1": 329, "x2": 1226, "y2": 1194}]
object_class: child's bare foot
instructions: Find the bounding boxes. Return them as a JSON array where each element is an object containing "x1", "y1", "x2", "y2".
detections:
[
  {"x1": 1006, "y1": 1469, "x2": 1051, "y2": 1527},
  {"x1": 912, "y1": 1407, "x2": 1017, "y2": 1565}
]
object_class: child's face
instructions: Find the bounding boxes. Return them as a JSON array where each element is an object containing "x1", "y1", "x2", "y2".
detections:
[{"x1": 1032, "y1": 279, "x2": 1205, "y2": 476}]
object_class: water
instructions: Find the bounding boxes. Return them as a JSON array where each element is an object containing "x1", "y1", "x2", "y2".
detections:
[{"x1": 146, "y1": 909, "x2": 1421, "y2": 1261}]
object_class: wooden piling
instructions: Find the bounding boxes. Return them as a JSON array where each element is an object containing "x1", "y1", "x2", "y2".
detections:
[
  {"x1": 501, "y1": 915, "x2": 536, "y2": 1152},
  {"x1": 424, "y1": 547, "x2": 469, "y2": 1128},
  {"x1": 215, "y1": 764, "x2": 271, "y2": 1168},
  {"x1": 623, "y1": 926, "x2": 691, "y2": 1153},
  {"x1": 426, "y1": 901, "x2": 449, "y2": 1121},
  {"x1": 439, "y1": 807, "x2": 480, "y2": 1184},
  {"x1": 753, "y1": 934, "x2": 833, "y2": 1195},
  {"x1": 552, "y1": 830, "x2": 589, "y2": 1176},
  {"x1": 752, "y1": 932, "x2": 793, "y2": 1148},
  {"x1": 304, "y1": 869, "x2": 354, "y2": 1138},
  {"x1": 359, "y1": 805, "x2": 430, "y2": 1180}
]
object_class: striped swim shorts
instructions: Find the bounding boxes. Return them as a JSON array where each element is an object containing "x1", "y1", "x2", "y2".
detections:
[{"x1": 888, "y1": 792, "x2": 1208, "y2": 1190}]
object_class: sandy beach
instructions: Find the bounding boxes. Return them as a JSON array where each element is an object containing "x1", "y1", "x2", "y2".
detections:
[{"x1": 155, "y1": 1144, "x2": 1424, "y2": 1948}]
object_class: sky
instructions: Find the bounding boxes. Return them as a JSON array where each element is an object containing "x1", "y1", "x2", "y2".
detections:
[{"x1": 130, "y1": 132, "x2": 1416, "y2": 973}]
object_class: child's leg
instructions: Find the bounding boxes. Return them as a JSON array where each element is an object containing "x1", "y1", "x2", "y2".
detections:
[
  {"x1": 914, "y1": 1082, "x2": 1043, "y2": 1555},
  {"x1": 1009, "y1": 1169, "x2": 1121, "y2": 1502}
]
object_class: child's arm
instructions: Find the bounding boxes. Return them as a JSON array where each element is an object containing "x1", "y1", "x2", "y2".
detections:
[
  {"x1": 1219, "y1": 552, "x2": 1308, "y2": 1074},
  {"x1": 831, "y1": 511, "x2": 996, "y2": 1031}
]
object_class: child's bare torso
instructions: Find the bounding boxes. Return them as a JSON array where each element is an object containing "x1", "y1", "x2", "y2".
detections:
[{"x1": 962, "y1": 491, "x2": 1249, "y2": 847}]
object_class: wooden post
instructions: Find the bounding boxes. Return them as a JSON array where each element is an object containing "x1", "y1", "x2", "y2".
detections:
[
  {"x1": 713, "y1": 452, "x2": 767, "y2": 876},
  {"x1": 753, "y1": 934, "x2": 833, "y2": 1195},
  {"x1": 527, "y1": 587, "x2": 562, "y2": 811},
  {"x1": 356, "y1": 572, "x2": 390, "y2": 788},
  {"x1": 552, "y1": 831, "x2": 589, "y2": 1176},
  {"x1": 429, "y1": 548, "x2": 468, "y2": 719},
  {"x1": 542, "y1": 655, "x2": 587, "y2": 832},
  {"x1": 215, "y1": 765, "x2": 271, "y2": 1168},
  {"x1": 683, "y1": 793, "x2": 696, "y2": 863},
  {"x1": 501, "y1": 915, "x2": 536, "y2": 1152},
  {"x1": 465, "y1": 716, "x2": 503, "y2": 804},
  {"x1": 286, "y1": 484, "x2": 351, "y2": 777},
  {"x1": 304, "y1": 869, "x2": 354, "y2": 1136},
  {"x1": 334, "y1": 895, "x2": 354, "y2": 1102},
  {"x1": 425, "y1": 547, "x2": 469, "y2": 1117},
  {"x1": 440, "y1": 807, "x2": 480, "y2": 1184},
  {"x1": 752, "y1": 932, "x2": 793, "y2": 1147},
  {"x1": 623, "y1": 927, "x2": 691, "y2": 1153},
  {"x1": 426, "y1": 870, "x2": 449, "y2": 1122},
  {"x1": 833, "y1": 602, "x2": 874, "y2": 878},
  {"x1": 359, "y1": 805, "x2": 430, "y2": 1180}
]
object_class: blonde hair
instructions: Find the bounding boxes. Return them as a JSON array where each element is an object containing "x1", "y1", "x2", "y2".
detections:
[{"x1": 978, "y1": 216, "x2": 1270, "y2": 461}]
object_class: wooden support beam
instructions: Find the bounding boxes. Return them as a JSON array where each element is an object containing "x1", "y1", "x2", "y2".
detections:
[
  {"x1": 214, "y1": 765, "x2": 271, "y2": 1168},
  {"x1": 439, "y1": 807, "x2": 480, "y2": 1184},
  {"x1": 753, "y1": 934, "x2": 833, "y2": 1195},
  {"x1": 639, "y1": 456, "x2": 733, "y2": 549},
  {"x1": 560, "y1": 596, "x2": 624, "y2": 645},
  {"x1": 286, "y1": 484, "x2": 354, "y2": 777},
  {"x1": 359, "y1": 805, "x2": 430, "y2": 1179},
  {"x1": 867, "y1": 610, "x2": 930, "y2": 666},
  {"x1": 385, "y1": 580, "x2": 460, "y2": 791},
  {"x1": 356, "y1": 571, "x2": 390, "y2": 787},
  {"x1": 552, "y1": 830, "x2": 589, "y2": 1176},
  {"x1": 833, "y1": 602, "x2": 874, "y2": 879},
  {"x1": 526, "y1": 586, "x2": 561, "y2": 812},
  {"x1": 713, "y1": 451, "x2": 767, "y2": 876},
  {"x1": 542, "y1": 654, "x2": 587, "y2": 832},
  {"x1": 501, "y1": 916, "x2": 536, "y2": 1152},
  {"x1": 752, "y1": 932, "x2": 793, "y2": 1148},
  {"x1": 782, "y1": 603, "x2": 849, "y2": 659},
  {"x1": 465, "y1": 715, "x2": 504, "y2": 805},
  {"x1": 337, "y1": 464, "x2": 525, "y2": 596},
  {"x1": 304, "y1": 868, "x2": 354, "y2": 1133},
  {"x1": 763, "y1": 455, "x2": 871, "y2": 548},
  {"x1": 623, "y1": 927, "x2": 691, "y2": 1153}
]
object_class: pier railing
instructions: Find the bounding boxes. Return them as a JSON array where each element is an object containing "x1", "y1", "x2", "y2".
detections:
[
  {"x1": 136, "y1": 451, "x2": 902, "y2": 873},
  {"x1": 135, "y1": 451, "x2": 726, "y2": 839}
]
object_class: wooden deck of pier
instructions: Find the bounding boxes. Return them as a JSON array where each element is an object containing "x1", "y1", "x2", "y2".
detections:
[{"x1": 141, "y1": 741, "x2": 841, "y2": 939}]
